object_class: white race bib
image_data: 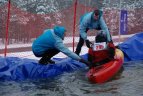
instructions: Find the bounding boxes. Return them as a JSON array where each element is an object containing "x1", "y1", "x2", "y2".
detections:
[{"x1": 92, "y1": 42, "x2": 107, "y2": 51}]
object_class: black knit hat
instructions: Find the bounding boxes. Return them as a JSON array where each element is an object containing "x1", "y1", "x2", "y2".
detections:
[{"x1": 95, "y1": 31, "x2": 107, "y2": 43}]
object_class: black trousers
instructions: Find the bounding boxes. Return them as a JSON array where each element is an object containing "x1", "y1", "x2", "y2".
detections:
[
  {"x1": 41, "y1": 49, "x2": 60, "y2": 60},
  {"x1": 75, "y1": 35, "x2": 85, "y2": 55},
  {"x1": 75, "y1": 28, "x2": 89, "y2": 55}
]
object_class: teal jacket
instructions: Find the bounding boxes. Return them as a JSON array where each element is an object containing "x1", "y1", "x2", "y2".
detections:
[
  {"x1": 32, "y1": 26, "x2": 81, "y2": 60},
  {"x1": 79, "y1": 11, "x2": 111, "y2": 42}
]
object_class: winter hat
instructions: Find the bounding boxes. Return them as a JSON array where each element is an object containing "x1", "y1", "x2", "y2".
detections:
[{"x1": 93, "y1": 8, "x2": 103, "y2": 19}]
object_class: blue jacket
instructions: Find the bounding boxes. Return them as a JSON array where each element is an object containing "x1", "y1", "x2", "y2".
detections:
[
  {"x1": 79, "y1": 11, "x2": 111, "y2": 42},
  {"x1": 32, "y1": 26, "x2": 81, "y2": 60}
]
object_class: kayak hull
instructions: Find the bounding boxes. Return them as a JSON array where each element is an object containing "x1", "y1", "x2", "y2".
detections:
[{"x1": 87, "y1": 49, "x2": 124, "y2": 83}]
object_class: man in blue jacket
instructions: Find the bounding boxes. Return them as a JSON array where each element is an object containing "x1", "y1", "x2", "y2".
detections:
[
  {"x1": 75, "y1": 9, "x2": 112, "y2": 55},
  {"x1": 32, "y1": 26, "x2": 90, "y2": 66}
]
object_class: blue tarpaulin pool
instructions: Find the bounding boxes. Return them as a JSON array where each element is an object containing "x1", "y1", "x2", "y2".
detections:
[
  {"x1": 118, "y1": 32, "x2": 143, "y2": 62},
  {"x1": 0, "y1": 32, "x2": 143, "y2": 81},
  {"x1": 0, "y1": 55, "x2": 87, "y2": 81}
]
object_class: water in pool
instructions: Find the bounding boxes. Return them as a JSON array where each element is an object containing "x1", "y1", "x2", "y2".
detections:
[{"x1": 0, "y1": 60, "x2": 143, "y2": 96}]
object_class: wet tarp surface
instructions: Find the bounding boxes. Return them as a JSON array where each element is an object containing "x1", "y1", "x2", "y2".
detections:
[
  {"x1": 119, "y1": 32, "x2": 143, "y2": 62},
  {"x1": 0, "y1": 55, "x2": 87, "y2": 81}
]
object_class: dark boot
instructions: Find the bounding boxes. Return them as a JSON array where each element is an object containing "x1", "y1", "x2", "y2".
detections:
[
  {"x1": 39, "y1": 49, "x2": 59, "y2": 65},
  {"x1": 75, "y1": 51, "x2": 80, "y2": 56},
  {"x1": 48, "y1": 59, "x2": 55, "y2": 64},
  {"x1": 38, "y1": 57, "x2": 49, "y2": 65},
  {"x1": 38, "y1": 59, "x2": 55, "y2": 65}
]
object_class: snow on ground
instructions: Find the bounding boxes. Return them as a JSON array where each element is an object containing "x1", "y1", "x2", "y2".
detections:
[
  {"x1": 0, "y1": 47, "x2": 88, "y2": 60},
  {"x1": 0, "y1": 34, "x2": 134, "y2": 59},
  {"x1": 0, "y1": 34, "x2": 134, "y2": 49},
  {"x1": 0, "y1": 42, "x2": 120, "y2": 60}
]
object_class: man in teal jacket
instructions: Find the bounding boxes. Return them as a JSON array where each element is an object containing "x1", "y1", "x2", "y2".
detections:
[
  {"x1": 32, "y1": 26, "x2": 90, "y2": 66},
  {"x1": 75, "y1": 9, "x2": 112, "y2": 55}
]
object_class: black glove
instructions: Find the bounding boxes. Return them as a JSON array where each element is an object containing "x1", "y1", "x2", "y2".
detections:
[
  {"x1": 79, "y1": 58, "x2": 92, "y2": 68},
  {"x1": 85, "y1": 39, "x2": 93, "y2": 48}
]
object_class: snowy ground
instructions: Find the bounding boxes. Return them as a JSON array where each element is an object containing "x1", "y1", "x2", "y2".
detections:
[{"x1": 0, "y1": 34, "x2": 134, "y2": 60}]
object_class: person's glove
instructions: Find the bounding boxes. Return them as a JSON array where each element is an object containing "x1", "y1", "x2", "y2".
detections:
[
  {"x1": 107, "y1": 42, "x2": 115, "y2": 58},
  {"x1": 79, "y1": 58, "x2": 92, "y2": 68},
  {"x1": 85, "y1": 39, "x2": 93, "y2": 48},
  {"x1": 108, "y1": 41, "x2": 115, "y2": 48}
]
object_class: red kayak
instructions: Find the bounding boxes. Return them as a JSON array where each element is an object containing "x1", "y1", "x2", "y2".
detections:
[{"x1": 86, "y1": 49, "x2": 124, "y2": 84}]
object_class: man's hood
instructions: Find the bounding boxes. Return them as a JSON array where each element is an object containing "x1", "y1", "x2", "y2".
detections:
[{"x1": 54, "y1": 26, "x2": 66, "y2": 39}]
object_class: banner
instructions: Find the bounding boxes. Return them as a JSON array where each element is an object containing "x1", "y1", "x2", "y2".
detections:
[{"x1": 120, "y1": 10, "x2": 128, "y2": 35}]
